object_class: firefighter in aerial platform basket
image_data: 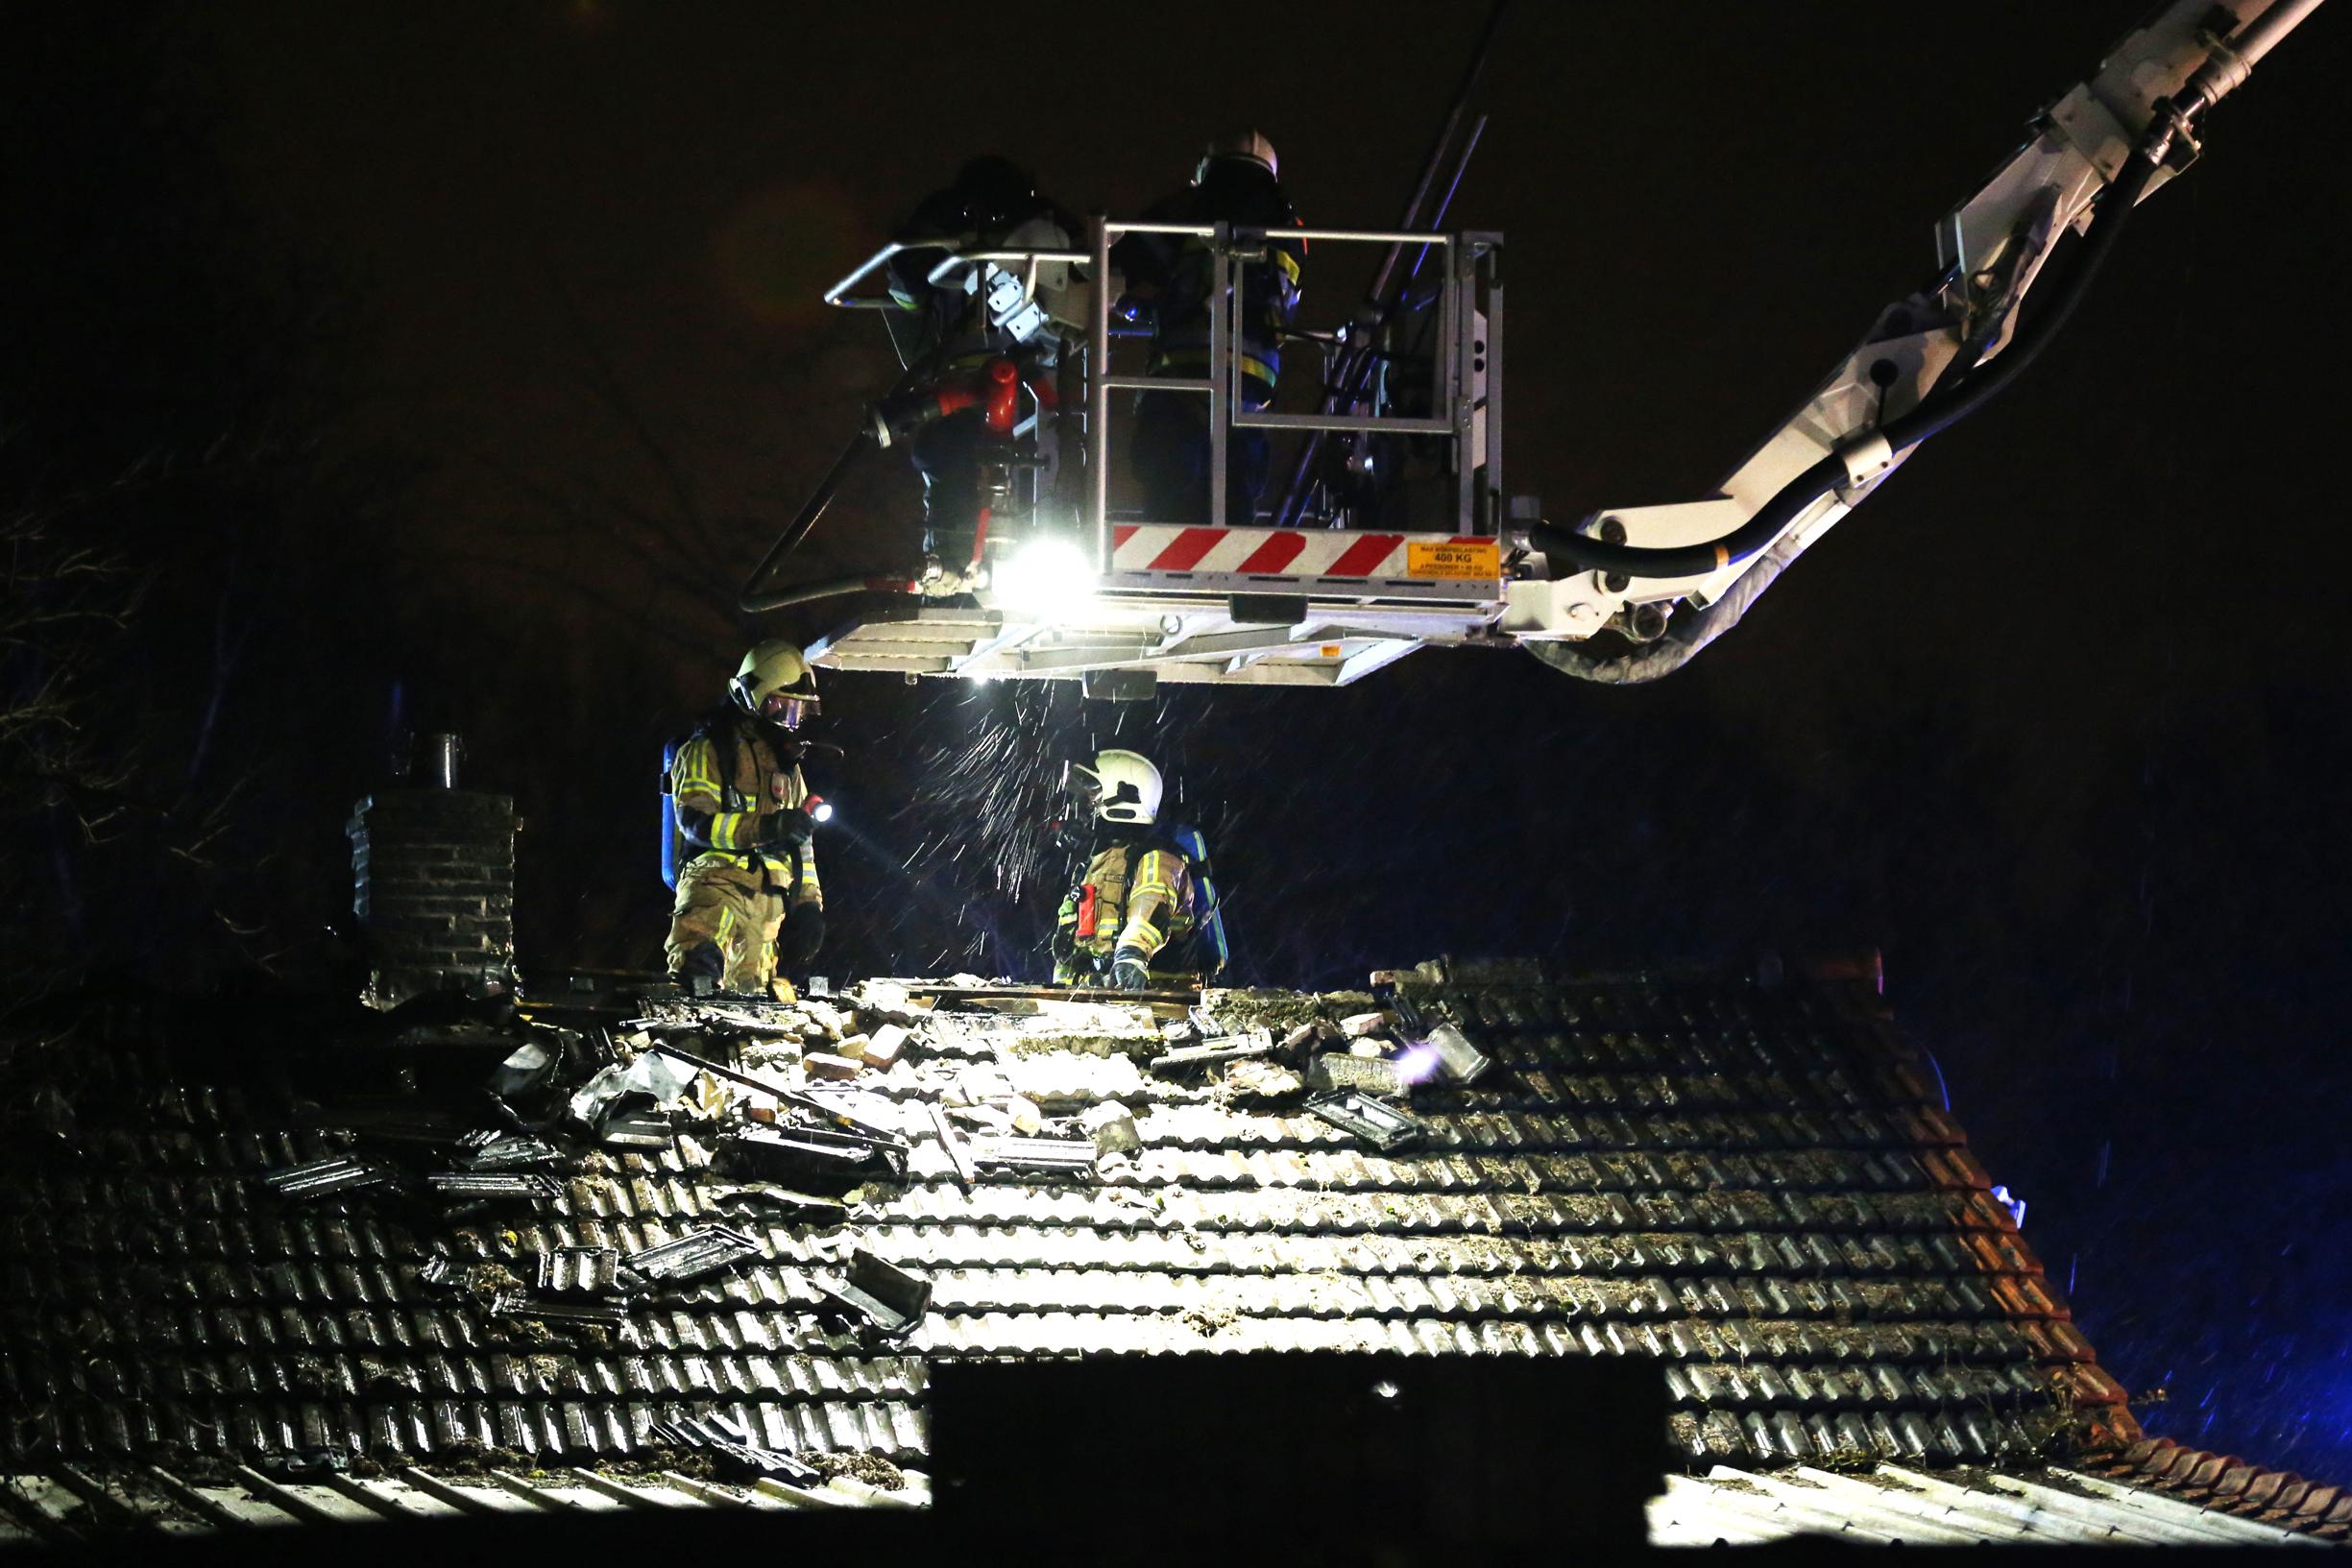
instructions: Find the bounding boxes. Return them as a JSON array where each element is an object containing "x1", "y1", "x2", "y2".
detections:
[
  {"x1": 1050, "y1": 749, "x2": 1229, "y2": 992},
  {"x1": 661, "y1": 640, "x2": 829, "y2": 1000},
  {"x1": 1112, "y1": 130, "x2": 1304, "y2": 525},
  {"x1": 870, "y1": 156, "x2": 1087, "y2": 577}
]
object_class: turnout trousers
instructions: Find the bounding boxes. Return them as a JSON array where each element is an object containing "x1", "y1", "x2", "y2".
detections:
[{"x1": 665, "y1": 856, "x2": 788, "y2": 992}]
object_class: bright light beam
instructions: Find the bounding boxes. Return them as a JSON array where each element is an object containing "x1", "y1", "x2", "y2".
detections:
[{"x1": 990, "y1": 537, "x2": 1099, "y2": 624}]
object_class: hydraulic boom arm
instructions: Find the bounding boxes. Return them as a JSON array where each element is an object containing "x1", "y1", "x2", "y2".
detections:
[{"x1": 1508, "y1": 0, "x2": 2324, "y2": 684}]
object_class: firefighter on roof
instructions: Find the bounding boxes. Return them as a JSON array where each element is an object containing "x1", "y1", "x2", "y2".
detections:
[
  {"x1": 1112, "y1": 130, "x2": 1303, "y2": 524},
  {"x1": 1051, "y1": 748, "x2": 1227, "y2": 991},
  {"x1": 662, "y1": 640, "x2": 826, "y2": 998}
]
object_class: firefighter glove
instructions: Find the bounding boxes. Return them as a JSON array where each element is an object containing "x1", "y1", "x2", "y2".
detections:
[
  {"x1": 761, "y1": 807, "x2": 815, "y2": 848},
  {"x1": 1110, "y1": 949, "x2": 1151, "y2": 992},
  {"x1": 778, "y1": 905, "x2": 826, "y2": 968}
]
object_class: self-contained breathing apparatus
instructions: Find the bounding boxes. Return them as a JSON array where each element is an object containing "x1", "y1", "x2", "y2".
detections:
[
  {"x1": 658, "y1": 711, "x2": 837, "y2": 892},
  {"x1": 1050, "y1": 758, "x2": 1229, "y2": 983}
]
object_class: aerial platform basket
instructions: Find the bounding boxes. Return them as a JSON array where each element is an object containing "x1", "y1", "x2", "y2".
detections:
[{"x1": 775, "y1": 216, "x2": 1519, "y2": 697}]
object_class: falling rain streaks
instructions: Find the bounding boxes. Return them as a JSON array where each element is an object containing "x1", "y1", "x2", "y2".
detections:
[
  {"x1": 887, "y1": 682, "x2": 1080, "y2": 977},
  {"x1": 877, "y1": 681, "x2": 1215, "y2": 979}
]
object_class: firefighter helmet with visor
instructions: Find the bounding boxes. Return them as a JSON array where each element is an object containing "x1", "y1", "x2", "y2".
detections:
[{"x1": 730, "y1": 640, "x2": 820, "y2": 731}]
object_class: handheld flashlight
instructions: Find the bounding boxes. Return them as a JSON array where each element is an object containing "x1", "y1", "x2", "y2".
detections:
[{"x1": 806, "y1": 795, "x2": 835, "y2": 824}]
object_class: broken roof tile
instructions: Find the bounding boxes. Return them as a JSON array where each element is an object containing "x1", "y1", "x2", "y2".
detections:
[{"x1": 1, "y1": 967, "x2": 2333, "y2": 1533}]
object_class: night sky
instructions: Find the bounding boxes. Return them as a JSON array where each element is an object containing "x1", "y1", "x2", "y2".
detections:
[{"x1": 7, "y1": 1, "x2": 2347, "y2": 1478}]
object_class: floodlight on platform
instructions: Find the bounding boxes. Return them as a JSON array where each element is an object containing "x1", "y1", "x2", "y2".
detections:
[{"x1": 991, "y1": 537, "x2": 1098, "y2": 624}]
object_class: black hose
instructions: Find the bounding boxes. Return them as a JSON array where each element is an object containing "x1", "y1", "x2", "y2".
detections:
[
  {"x1": 740, "y1": 572, "x2": 915, "y2": 615},
  {"x1": 1525, "y1": 528, "x2": 1804, "y2": 685},
  {"x1": 736, "y1": 426, "x2": 876, "y2": 614},
  {"x1": 1530, "y1": 128, "x2": 2166, "y2": 582},
  {"x1": 1886, "y1": 132, "x2": 2159, "y2": 445}
]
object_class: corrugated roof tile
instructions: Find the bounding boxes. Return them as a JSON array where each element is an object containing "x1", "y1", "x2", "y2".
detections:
[
  {"x1": 5, "y1": 972, "x2": 2328, "y2": 1533},
  {"x1": 1698, "y1": 1409, "x2": 1747, "y2": 1459}
]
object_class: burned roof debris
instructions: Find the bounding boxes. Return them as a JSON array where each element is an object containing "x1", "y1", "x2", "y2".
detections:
[{"x1": 0, "y1": 962, "x2": 2340, "y2": 1542}]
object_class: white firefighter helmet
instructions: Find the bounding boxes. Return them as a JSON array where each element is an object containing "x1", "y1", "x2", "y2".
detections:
[
  {"x1": 730, "y1": 639, "x2": 820, "y2": 730},
  {"x1": 1075, "y1": 748, "x2": 1162, "y2": 825},
  {"x1": 1198, "y1": 129, "x2": 1278, "y2": 182}
]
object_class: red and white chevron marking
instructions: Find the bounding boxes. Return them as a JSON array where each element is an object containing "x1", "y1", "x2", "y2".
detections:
[{"x1": 1108, "y1": 524, "x2": 1492, "y2": 580}]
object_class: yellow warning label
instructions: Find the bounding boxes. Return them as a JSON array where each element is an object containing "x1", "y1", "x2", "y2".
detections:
[{"x1": 1405, "y1": 539, "x2": 1500, "y2": 580}]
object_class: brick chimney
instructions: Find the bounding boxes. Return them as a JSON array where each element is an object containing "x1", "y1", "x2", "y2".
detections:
[{"x1": 345, "y1": 734, "x2": 519, "y2": 1008}]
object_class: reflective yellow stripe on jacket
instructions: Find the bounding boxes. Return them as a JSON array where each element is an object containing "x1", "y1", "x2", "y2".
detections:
[
  {"x1": 673, "y1": 734, "x2": 814, "y2": 893},
  {"x1": 672, "y1": 736, "x2": 764, "y2": 854},
  {"x1": 1119, "y1": 848, "x2": 1187, "y2": 959}
]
